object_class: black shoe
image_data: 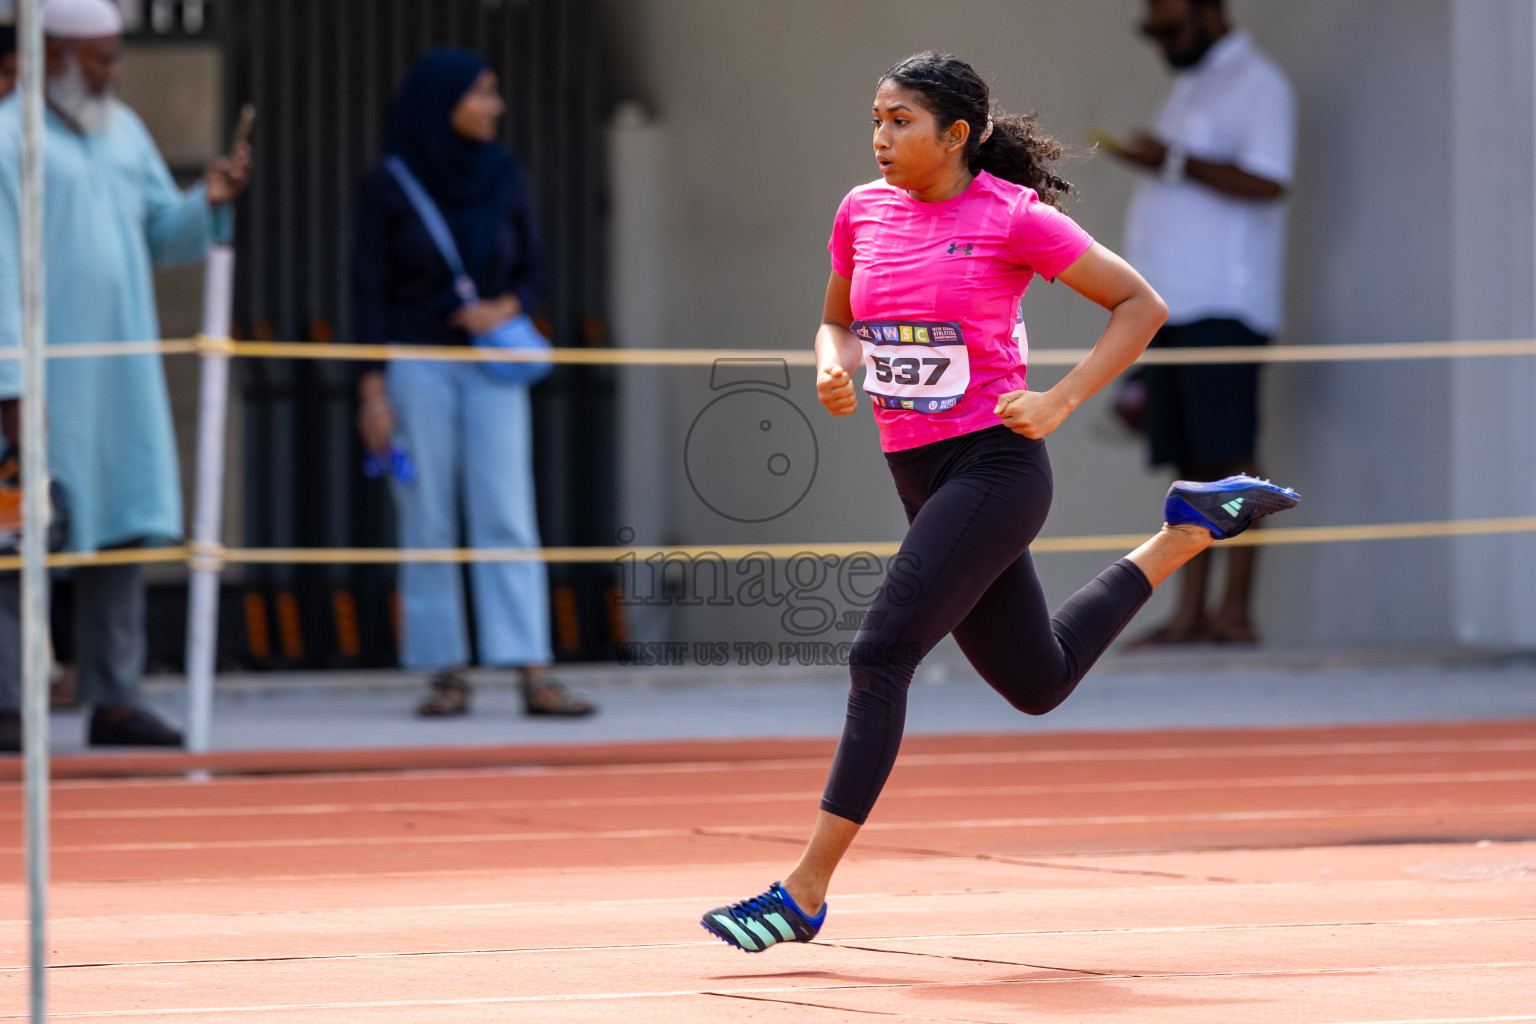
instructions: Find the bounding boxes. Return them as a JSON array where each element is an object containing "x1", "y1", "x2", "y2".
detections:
[
  {"x1": 0, "y1": 712, "x2": 19, "y2": 754},
  {"x1": 88, "y1": 706, "x2": 184, "y2": 748}
]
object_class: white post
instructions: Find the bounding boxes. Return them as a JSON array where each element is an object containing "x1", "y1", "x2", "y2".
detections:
[
  {"x1": 184, "y1": 243, "x2": 235, "y2": 755},
  {"x1": 1449, "y1": 0, "x2": 1536, "y2": 644},
  {"x1": 17, "y1": 0, "x2": 50, "y2": 1018},
  {"x1": 608, "y1": 103, "x2": 673, "y2": 641}
]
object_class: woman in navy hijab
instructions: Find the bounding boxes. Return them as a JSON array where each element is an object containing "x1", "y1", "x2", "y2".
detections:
[{"x1": 352, "y1": 48, "x2": 593, "y2": 718}]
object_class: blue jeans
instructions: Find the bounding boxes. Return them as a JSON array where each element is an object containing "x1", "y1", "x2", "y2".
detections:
[{"x1": 387, "y1": 359, "x2": 552, "y2": 671}]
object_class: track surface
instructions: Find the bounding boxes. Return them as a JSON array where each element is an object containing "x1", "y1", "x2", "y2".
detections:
[{"x1": 2, "y1": 719, "x2": 1534, "y2": 1021}]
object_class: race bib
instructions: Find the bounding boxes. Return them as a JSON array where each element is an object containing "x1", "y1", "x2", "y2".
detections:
[{"x1": 851, "y1": 320, "x2": 971, "y2": 414}]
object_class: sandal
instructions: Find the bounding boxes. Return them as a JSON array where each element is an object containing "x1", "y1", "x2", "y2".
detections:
[
  {"x1": 416, "y1": 671, "x2": 472, "y2": 717},
  {"x1": 521, "y1": 673, "x2": 596, "y2": 717},
  {"x1": 1129, "y1": 623, "x2": 1215, "y2": 648},
  {"x1": 1208, "y1": 622, "x2": 1260, "y2": 646}
]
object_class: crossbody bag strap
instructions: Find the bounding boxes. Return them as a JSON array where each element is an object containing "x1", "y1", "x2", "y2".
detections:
[{"x1": 384, "y1": 156, "x2": 479, "y2": 304}]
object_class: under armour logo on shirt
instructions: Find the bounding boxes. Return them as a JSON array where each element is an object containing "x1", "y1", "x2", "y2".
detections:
[{"x1": 947, "y1": 242, "x2": 974, "y2": 255}]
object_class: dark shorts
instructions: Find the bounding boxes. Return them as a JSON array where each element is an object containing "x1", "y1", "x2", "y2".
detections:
[{"x1": 1143, "y1": 318, "x2": 1268, "y2": 470}]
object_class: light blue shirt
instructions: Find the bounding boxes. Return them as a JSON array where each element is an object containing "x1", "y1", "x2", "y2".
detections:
[{"x1": 0, "y1": 99, "x2": 213, "y2": 552}]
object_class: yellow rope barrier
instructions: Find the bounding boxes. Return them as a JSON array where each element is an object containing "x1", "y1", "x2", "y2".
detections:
[
  {"x1": 3, "y1": 336, "x2": 1536, "y2": 367},
  {"x1": 226, "y1": 335, "x2": 1536, "y2": 366},
  {"x1": 12, "y1": 340, "x2": 202, "y2": 359},
  {"x1": 0, "y1": 335, "x2": 1529, "y2": 570},
  {"x1": 1099, "y1": 338, "x2": 1536, "y2": 367},
  {"x1": 223, "y1": 339, "x2": 822, "y2": 367},
  {"x1": 4, "y1": 515, "x2": 1532, "y2": 571},
  {"x1": 224, "y1": 543, "x2": 901, "y2": 564},
  {"x1": 0, "y1": 547, "x2": 192, "y2": 571}
]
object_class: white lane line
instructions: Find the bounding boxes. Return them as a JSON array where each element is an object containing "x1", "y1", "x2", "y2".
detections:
[
  {"x1": 14, "y1": 877, "x2": 1522, "y2": 926},
  {"x1": 26, "y1": 770, "x2": 1536, "y2": 822},
  {"x1": 20, "y1": 803, "x2": 1536, "y2": 854},
  {"x1": 1313, "y1": 1018, "x2": 1536, "y2": 1024},
  {"x1": 0, "y1": 915, "x2": 1530, "y2": 973},
  {"x1": 23, "y1": 736, "x2": 1536, "y2": 795},
  {"x1": 0, "y1": 854, "x2": 1244, "y2": 889},
  {"x1": 831, "y1": 914, "x2": 1536, "y2": 944},
  {"x1": 852, "y1": 804, "x2": 1536, "y2": 831},
  {"x1": 10, "y1": 961, "x2": 1536, "y2": 1019},
  {"x1": 15, "y1": 843, "x2": 1534, "y2": 890}
]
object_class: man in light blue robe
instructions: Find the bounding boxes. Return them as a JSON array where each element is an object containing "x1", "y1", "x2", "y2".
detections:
[{"x1": 0, "y1": 0, "x2": 249, "y2": 750}]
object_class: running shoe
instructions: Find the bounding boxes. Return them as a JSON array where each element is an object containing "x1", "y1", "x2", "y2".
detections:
[
  {"x1": 700, "y1": 881, "x2": 825, "y2": 952},
  {"x1": 1164, "y1": 475, "x2": 1300, "y2": 539}
]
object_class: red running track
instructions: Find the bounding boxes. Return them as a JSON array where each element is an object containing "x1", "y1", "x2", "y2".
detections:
[{"x1": 1, "y1": 719, "x2": 1534, "y2": 1022}]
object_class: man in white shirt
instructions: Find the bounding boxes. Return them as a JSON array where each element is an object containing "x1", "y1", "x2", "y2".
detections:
[{"x1": 1106, "y1": 0, "x2": 1295, "y2": 645}]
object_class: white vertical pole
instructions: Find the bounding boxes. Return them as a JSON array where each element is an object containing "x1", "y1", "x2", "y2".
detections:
[
  {"x1": 608, "y1": 103, "x2": 673, "y2": 642},
  {"x1": 17, "y1": 0, "x2": 49, "y2": 1019},
  {"x1": 184, "y1": 243, "x2": 234, "y2": 755},
  {"x1": 1523, "y1": 0, "x2": 1536, "y2": 543}
]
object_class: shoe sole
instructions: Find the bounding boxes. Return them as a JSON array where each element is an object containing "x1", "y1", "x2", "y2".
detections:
[{"x1": 701, "y1": 920, "x2": 761, "y2": 952}]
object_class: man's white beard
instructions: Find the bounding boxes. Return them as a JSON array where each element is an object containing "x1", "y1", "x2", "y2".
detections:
[{"x1": 47, "y1": 54, "x2": 113, "y2": 134}]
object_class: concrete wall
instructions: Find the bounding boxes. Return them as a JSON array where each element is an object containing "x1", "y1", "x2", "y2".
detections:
[
  {"x1": 1240, "y1": 0, "x2": 1459, "y2": 643},
  {"x1": 602, "y1": 0, "x2": 1533, "y2": 651},
  {"x1": 1448, "y1": 0, "x2": 1536, "y2": 646}
]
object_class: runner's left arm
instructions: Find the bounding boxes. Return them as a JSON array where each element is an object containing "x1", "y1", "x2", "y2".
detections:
[{"x1": 994, "y1": 242, "x2": 1167, "y2": 439}]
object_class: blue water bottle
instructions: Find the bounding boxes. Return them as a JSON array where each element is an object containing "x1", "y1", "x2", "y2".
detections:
[{"x1": 363, "y1": 435, "x2": 417, "y2": 485}]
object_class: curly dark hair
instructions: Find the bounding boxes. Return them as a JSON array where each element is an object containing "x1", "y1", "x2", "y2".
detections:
[{"x1": 879, "y1": 51, "x2": 1074, "y2": 208}]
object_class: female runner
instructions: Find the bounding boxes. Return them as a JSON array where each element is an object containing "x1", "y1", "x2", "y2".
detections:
[{"x1": 701, "y1": 52, "x2": 1298, "y2": 953}]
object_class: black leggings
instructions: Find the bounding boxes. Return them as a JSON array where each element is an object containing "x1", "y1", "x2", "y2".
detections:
[{"x1": 821, "y1": 426, "x2": 1154, "y2": 825}]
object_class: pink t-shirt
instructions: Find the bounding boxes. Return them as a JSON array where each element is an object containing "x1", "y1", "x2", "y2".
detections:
[{"x1": 828, "y1": 171, "x2": 1094, "y2": 452}]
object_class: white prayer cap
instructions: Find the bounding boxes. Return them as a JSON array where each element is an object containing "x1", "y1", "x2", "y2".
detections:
[{"x1": 41, "y1": 0, "x2": 124, "y2": 40}]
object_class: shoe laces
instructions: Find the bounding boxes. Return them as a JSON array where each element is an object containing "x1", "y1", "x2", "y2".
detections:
[
  {"x1": 1238, "y1": 475, "x2": 1297, "y2": 496},
  {"x1": 727, "y1": 888, "x2": 781, "y2": 918}
]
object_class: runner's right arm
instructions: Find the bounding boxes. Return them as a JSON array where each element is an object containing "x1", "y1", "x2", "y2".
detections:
[{"x1": 816, "y1": 271, "x2": 861, "y2": 417}]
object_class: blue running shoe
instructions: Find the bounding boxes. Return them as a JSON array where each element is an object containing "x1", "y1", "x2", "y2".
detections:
[
  {"x1": 701, "y1": 882, "x2": 825, "y2": 953},
  {"x1": 1165, "y1": 475, "x2": 1300, "y2": 539}
]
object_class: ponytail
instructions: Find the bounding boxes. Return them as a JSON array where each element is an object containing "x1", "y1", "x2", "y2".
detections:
[{"x1": 972, "y1": 110, "x2": 1074, "y2": 208}]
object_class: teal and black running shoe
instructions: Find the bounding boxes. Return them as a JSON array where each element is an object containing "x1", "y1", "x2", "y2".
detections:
[
  {"x1": 701, "y1": 881, "x2": 825, "y2": 953},
  {"x1": 1165, "y1": 475, "x2": 1300, "y2": 539}
]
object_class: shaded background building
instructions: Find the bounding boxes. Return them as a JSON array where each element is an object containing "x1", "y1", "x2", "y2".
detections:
[
  {"x1": 110, "y1": 0, "x2": 617, "y2": 671},
  {"x1": 61, "y1": 0, "x2": 1536, "y2": 672},
  {"x1": 598, "y1": 0, "x2": 1536, "y2": 655}
]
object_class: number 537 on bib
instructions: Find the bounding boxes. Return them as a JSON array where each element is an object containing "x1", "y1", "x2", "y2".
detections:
[{"x1": 851, "y1": 319, "x2": 971, "y2": 414}]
